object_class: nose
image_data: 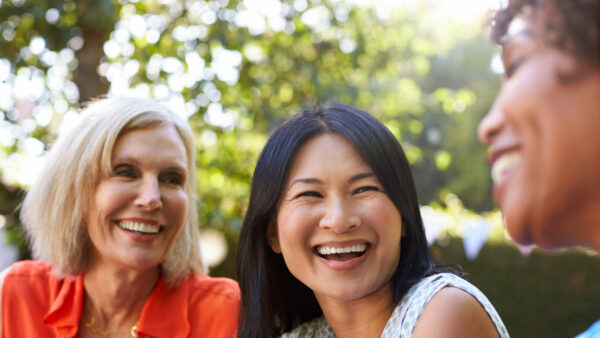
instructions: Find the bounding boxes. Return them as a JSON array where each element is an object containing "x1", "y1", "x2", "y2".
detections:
[
  {"x1": 134, "y1": 177, "x2": 163, "y2": 211},
  {"x1": 477, "y1": 98, "x2": 506, "y2": 146},
  {"x1": 318, "y1": 197, "x2": 361, "y2": 233}
]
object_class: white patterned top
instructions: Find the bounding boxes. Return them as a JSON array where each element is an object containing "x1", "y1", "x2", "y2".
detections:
[{"x1": 280, "y1": 273, "x2": 509, "y2": 338}]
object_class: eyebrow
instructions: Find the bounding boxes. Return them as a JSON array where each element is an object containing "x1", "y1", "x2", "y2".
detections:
[
  {"x1": 112, "y1": 156, "x2": 187, "y2": 173},
  {"x1": 288, "y1": 172, "x2": 376, "y2": 187},
  {"x1": 348, "y1": 172, "x2": 376, "y2": 183},
  {"x1": 112, "y1": 156, "x2": 142, "y2": 167}
]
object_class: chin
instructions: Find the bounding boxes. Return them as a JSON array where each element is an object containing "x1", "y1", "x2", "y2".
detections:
[
  {"x1": 502, "y1": 202, "x2": 532, "y2": 244},
  {"x1": 507, "y1": 214, "x2": 574, "y2": 251},
  {"x1": 121, "y1": 257, "x2": 163, "y2": 272}
]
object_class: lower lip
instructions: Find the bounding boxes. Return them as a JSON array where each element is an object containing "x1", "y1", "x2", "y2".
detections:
[
  {"x1": 116, "y1": 223, "x2": 161, "y2": 243},
  {"x1": 317, "y1": 248, "x2": 371, "y2": 271}
]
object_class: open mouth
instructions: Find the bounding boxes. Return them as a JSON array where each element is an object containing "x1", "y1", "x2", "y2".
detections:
[
  {"x1": 491, "y1": 151, "x2": 522, "y2": 184},
  {"x1": 315, "y1": 243, "x2": 369, "y2": 261},
  {"x1": 117, "y1": 221, "x2": 162, "y2": 235}
]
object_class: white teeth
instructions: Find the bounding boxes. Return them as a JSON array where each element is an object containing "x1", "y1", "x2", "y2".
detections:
[
  {"x1": 317, "y1": 244, "x2": 367, "y2": 255},
  {"x1": 117, "y1": 221, "x2": 160, "y2": 234},
  {"x1": 491, "y1": 152, "x2": 522, "y2": 184}
]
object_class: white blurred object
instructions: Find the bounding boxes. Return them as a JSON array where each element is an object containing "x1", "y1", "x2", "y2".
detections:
[
  {"x1": 199, "y1": 228, "x2": 228, "y2": 268},
  {"x1": 420, "y1": 206, "x2": 446, "y2": 246},
  {"x1": 0, "y1": 228, "x2": 18, "y2": 270},
  {"x1": 462, "y1": 217, "x2": 492, "y2": 260},
  {"x1": 516, "y1": 243, "x2": 533, "y2": 256}
]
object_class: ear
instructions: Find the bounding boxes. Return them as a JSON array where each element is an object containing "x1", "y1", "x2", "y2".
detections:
[{"x1": 266, "y1": 221, "x2": 282, "y2": 253}]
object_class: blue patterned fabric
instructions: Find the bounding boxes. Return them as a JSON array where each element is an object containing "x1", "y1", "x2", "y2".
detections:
[
  {"x1": 576, "y1": 320, "x2": 600, "y2": 338},
  {"x1": 280, "y1": 273, "x2": 509, "y2": 338}
]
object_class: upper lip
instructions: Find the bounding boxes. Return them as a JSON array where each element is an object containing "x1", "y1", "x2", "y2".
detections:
[{"x1": 487, "y1": 143, "x2": 521, "y2": 167}]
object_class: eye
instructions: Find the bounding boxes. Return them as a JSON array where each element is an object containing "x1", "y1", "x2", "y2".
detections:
[
  {"x1": 353, "y1": 186, "x2": 380, "y2": 194},
  {"x1": 296, "y1": 191, "x2": 322, "y2": 199},
  {"x1": 504, "y1": 57, "x2": 524, "y2": 79},
  {"x1": 113, "y1": 165, "x2": 137, "y2": 179},
  {"x1": 161, "y1": 173, "x2": 184, "y2": 186}
]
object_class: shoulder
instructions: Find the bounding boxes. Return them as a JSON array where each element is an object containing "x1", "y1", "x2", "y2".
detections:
[
  {"x1": 1, "y1": 260, "x2": 57, "y2": 291},
  {"x1": 184, "y1": 274, "x2": 240, "y2": 317},
  {"x1": 383, "y1": 273, "x2": 508, "y2": 338},
  {"x1": 1, "y1": 260, "x2": 57, "y2": 334},
  {"x1": 412, "y1": 286, "x2": 500, "y2": 338},
  {"x1": 183, "y1": 274, "x2": 240, "y2": 337},
  {"x1": 1, "y1": 260, "x2": 68, "y2": 307},
  {"x1": 4, "y1": 260, "x2": 54, "y2": 277},
  {"x1": 186, "y1": 274, "x2": 240, "y2": 303}
]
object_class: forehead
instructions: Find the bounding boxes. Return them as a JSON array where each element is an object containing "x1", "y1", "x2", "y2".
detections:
[
  {"x1": 288, "y1": 133, "x2": 371, "y2": 176},
  {"x1": 112, "y1": 125, "x2": 187, "y2": 159}
]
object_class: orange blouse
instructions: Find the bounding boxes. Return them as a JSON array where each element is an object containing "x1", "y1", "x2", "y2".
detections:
[{"x1": 1, "y1": 260, "x2": 240, "y2": 338}]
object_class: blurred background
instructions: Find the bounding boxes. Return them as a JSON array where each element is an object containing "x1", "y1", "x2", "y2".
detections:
[{"x1": 0, "y1": 0, "x2": 598, "y2": 336}]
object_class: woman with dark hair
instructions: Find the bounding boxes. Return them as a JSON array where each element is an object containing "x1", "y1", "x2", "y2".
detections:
[
  {"x1": 238, "y1": 103, "x2": 508, "y2": 337},
  {"x1": 479, "y1": 0, "x2": 599, "y2": 336}
]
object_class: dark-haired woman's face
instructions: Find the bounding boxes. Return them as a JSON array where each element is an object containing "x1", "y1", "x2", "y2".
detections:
[
  {"x1": 478, "y1": 19, "x2": 600, "y2": 249},
  {"x1": 269, "y1": 133, "x2": 403, "y2": 306}
]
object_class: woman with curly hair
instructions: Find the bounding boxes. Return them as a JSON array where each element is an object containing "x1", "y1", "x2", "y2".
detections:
[{"x1": 479, "y1": 0, "x2": 599, "y2": 336}]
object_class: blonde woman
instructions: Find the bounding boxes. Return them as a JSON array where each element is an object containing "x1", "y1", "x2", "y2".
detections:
[{"x1": 0, "y1": 97, "x2": 239, "y2": 337}]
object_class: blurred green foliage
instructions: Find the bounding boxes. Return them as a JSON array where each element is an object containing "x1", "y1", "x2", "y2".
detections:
[{"x1": 0, "y1": 0, "x2": 500, "y2": 259}]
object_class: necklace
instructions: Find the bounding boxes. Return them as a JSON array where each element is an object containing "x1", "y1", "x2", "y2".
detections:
[{"x1": 84, "y1": 316, "x2": 138, "y2": 337}]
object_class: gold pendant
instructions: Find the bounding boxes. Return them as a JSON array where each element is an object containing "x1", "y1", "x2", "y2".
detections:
[{"x1": 131, "y1": 323, "x2": 138, "y2": 337}]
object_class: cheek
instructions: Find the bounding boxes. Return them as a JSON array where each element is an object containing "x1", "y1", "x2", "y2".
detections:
[
  {"x1": 276, "y1": 208, "x2": 312, "y2": 252},
  {"x1": 169, "y1": 191, "x2": 188, "y2": 227},
  {"x1": 90, "y1": 183, "x2": 124, "y2": 220},
  {"x1": 369, "y1": 203, "x2": 403, "y2": 248}
]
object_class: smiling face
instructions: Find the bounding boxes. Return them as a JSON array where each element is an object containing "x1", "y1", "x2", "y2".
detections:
[
  {"x1": 85, "y1": 124, "x2": 189, "y2": 271},
  {"x1": 270, "y1": 133, "x2": 403, "y2": 305},
  {"x1": 478, "y1": 19, "x2": 600, "y2": 249}
]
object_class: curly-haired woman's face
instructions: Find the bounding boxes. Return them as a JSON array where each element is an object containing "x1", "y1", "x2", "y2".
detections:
[
  {"x1": 270, "y1": 133, "x2": 403, "y2": 306},
  {"x1": 478, "y1": 21, "x2": 600, "y2": 250},
  {"x1": 86, "y1": 125, "x2": 188, "y2": 271}
]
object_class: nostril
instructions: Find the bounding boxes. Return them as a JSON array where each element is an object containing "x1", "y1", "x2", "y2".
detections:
[{"x1": 478, "y1": 108, "x2": 505, "y2": 145}]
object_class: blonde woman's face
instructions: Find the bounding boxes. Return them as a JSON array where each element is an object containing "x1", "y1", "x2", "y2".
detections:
[{"x1": 85, "y1": 125, "x2": 188, "y2": 271}]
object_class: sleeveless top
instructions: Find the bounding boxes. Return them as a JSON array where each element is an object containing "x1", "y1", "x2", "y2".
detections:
[{"x1": 280, "y1": 273, "x2": 509, "y2": 338}]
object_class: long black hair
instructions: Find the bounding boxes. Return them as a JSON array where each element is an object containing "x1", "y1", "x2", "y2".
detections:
[{"x1": 237, "y1": 103, "x2": 438, "y2": 337}]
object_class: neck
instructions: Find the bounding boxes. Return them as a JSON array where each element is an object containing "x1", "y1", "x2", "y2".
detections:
[
  {"x1": 316, "y1": 283, "x2": 395, "y2": 338},
  {"x1": 573, "y1": 197, "x2": 600, "y2": 252},
  {"x1": 544, "y1": 194, "x2": 600, "y2": 252},
  {"x1": 81, "y1": 259, "x2": 159, "y2": 335}
]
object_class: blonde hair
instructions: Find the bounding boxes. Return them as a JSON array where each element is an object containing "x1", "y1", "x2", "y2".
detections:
[{"x1": 20, "y1": 97, "x2": 205, "y2": 286}]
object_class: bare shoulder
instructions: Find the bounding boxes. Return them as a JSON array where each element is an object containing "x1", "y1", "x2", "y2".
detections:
[{"x1": 412, "y1": 286, "x2": 500, "y2": 338}]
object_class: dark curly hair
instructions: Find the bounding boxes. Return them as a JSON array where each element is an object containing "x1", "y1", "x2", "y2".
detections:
[{"x1": 489, "y1": 0, "x2": 599, "y2": 66}]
